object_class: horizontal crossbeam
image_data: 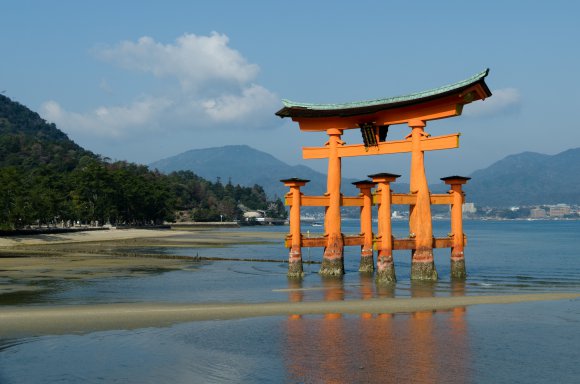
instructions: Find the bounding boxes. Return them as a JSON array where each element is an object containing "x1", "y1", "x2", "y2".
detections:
[
  {"x1": 303, "y1": 133, "x2": 459, "y2": 159},
  {"x1": 285, "y1": 193, "x2": 453, "y2": 207},
  {"x1": 285, "y1": 234, "x2": 467, "y2": 249}
]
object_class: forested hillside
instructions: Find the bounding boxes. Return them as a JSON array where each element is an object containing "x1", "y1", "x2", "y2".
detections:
[{"x1": 0, "y1": 95, "x2": 284, "y2": 229}]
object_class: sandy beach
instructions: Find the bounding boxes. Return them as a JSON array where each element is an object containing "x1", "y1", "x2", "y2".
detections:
[
  {"x1": 1, "y1": 293, "x2": 579, "y2": 338},
  {"x1": 0, "y1": 227, "x2": 192, "y2": 248}
]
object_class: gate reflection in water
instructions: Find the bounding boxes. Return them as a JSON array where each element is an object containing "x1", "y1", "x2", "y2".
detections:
[{"x1": 283, "y1": 275, "x2": 469, "y2": 383}]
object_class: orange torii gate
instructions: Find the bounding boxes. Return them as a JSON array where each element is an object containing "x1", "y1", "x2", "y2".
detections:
[{"x1": 277, "y1": 69, "x2": 492, "y2": 281}]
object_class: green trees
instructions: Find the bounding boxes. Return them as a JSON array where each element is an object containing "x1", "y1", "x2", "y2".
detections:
[
  {"x1": 163, "y1": 171, "x2": 286, "y2": 223},
  {"x1": 0, "y1": 94, "x2": 286, "y2": 229},
  {"x1": 0, "y1": 154, "x2": 285, "y2": 229}
]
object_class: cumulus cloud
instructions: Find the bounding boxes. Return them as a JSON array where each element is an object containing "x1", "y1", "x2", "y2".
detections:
[
  {"x1": 464, "y1": 88, "x2": 521, "y2": 117},
  {"x1": 42, "y1": 33, "x2": 279, "y2": 142},
  {"x1": 94, "y1": 32, "x2": 259, "y2": 91},
  {"x1": 42, "y1": 97, "x2": 173, "y2": 138},
  {"x1": 201, "y1": 84, "x2": 278, "y2": 123}
]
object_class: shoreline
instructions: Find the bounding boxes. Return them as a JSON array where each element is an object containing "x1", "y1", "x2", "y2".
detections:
[
  {"x1": 1, "y1": 293, "x2": 578, "y2": 338},
  {"x1": 0, "y1": 227, "x2": 285, "y2": 297},
  {"x1": 0, "y1": 227, "x2": 192, "y2": 248}
]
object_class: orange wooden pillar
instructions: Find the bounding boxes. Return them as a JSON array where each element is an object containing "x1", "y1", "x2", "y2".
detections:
[
  {"x1": 353, "y1": 180, "x2": 376, "y2": 272},
  {"x1": 408, "y1": 119, "x2": 437, "y2": 281},
  {"x1": 320, "y1": 128, "x2": 345, "y2": 276},
  {"x1": 281, "y1": 178, "x2": 309, "y2": 278},
  {"x1": 370, "y1": 173, "x2": 400, "y2": 283},
  {"x1": 441, "y1": 176, "x2": 470, "y2": 279}
]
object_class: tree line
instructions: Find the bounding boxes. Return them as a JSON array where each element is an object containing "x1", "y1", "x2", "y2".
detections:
[
  {"x1": 0, "y1": 156, "x2": 286, "y2": 230},
  {"x1": 0, "y1": 94, "x2": 286, "y2": 230}
]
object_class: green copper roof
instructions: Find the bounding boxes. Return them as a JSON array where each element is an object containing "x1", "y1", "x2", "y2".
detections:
[{"x1": 276, "y1": 69, "x2": 491, "y2": 118}]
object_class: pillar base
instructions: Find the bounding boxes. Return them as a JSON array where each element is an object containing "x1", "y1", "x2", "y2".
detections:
[
  {"x1": 319, "y1": 258, "x2": 344, "y2": 276},
  {"x1": 288, "y1": 259, "x2": 304, "y2": 278},
  {"x1": 288, "y1": 246, "x2": 304, "y2": 278},
  {"x1": 375, "y1": 268, "x2": 396, "y2": 283},
  {"x1": 320, "y1": 234, "x2": 344, "y2": 276},
  {"x1": 411, "y1": 260, "x2": 438, "y2": 281},
  {"x1": 358, "y1": 254, "x2": 374, "y2": 273},
  {"x1": 375, "y1": 254, "x2": 396, "y2": 283},
  {"x1": 411, "y1": 248, "x2": 437, "y2": 281},
  {"x1": 450, "y1": 258, "x2": 466, "y2": 279}
]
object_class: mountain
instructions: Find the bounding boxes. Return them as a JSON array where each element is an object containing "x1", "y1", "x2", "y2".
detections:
[
  {"x1": 152, "y1": 144, "x2": 580, "y2": 208},
  {"x1": 0, "y1": 94, "x2": 95, "y2": 170},
  {"x1": 150, "y1": 145, "x2": 359, "y2": 198},
  {"x1": 464, "y1": 148, "x2": 580, "y2": 207}
]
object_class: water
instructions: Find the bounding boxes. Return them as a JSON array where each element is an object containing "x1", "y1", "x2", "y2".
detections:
[{"x1": 1, "y1": 220, "x2": 579, "y2": 383}]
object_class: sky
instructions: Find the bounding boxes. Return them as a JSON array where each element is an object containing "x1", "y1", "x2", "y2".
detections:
[{"x1": 2, "y1": 0, "x2": 579, "y2": 183}]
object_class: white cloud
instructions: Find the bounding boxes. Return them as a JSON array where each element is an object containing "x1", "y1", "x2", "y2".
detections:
[
  {"x1": 464, "y1": 88, "x2": 521, "y2": 117},
  {"x1": 94, "y1": 32, "x2": 259, "y2": 91},
  {"x1": 201, "y1": 84, "x2": 279, "y2": 123},
  {"x1": 42, "y1": 33, "x2": 280, "y2": 143},
  {"x1": 42, "y1": 96, "x2": 173, "y2": 138}
]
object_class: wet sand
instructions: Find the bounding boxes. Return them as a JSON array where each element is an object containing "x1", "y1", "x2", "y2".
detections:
[
  {"x1": 0, "y1": 228, "x2": 187, "y2": 247},
  {"x1": 0, "y1": 227, "x2": 284, "y2": 249},
  {"x1": 0, "y1": 228, "x2": 285, "y2": 295},
  {"x1": 0, "y1": 229, "x2": 202, "y2": 296},
  {"x1": 1, "y1": 293, "x2": 579, "y2": 338}
]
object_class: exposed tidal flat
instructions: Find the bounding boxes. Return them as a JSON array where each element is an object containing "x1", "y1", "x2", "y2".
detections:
[{"x1": 1, "y1": 220, "x2": 580, "y2": 383}]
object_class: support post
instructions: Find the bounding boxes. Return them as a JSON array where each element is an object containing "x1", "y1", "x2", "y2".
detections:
[
  {"x1": 441, "y1": 176, "x2": 470, "y2": 279},
  {"x1": 370, "y1": 173, "x2": 400, "y2": 283},
  {"x1": 320, "y1": 128, "x2": 345, "y2": 276},
  {"x1": 408, "y1": 120, "x2": 437, "y2": 281},
  {"x1": 353, "y1": 180, "x2": 376, "y2": 272},
  {"x1": 281, "y1": 178, "x2": 310, "y2": 278}
]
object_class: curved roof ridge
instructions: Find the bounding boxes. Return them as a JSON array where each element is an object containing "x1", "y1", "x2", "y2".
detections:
[{"x1": 279, "y1": 69, "x2": 489, "y2": 112}]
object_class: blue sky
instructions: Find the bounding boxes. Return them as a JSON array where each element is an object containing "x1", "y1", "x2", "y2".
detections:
[{"x1": 2, "y1": 1, "x2": 579, "y2": 182}]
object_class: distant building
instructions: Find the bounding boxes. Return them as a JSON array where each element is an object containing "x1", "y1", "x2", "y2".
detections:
[
  {"x1": 243, "y1": 211, "x2": 264, "y2": 221},
  {"x1": 549, "y1": 204, "x2": 571, "y2": 217},
  {"x1": 462, "y1": 202, "x2": 476, "y2": 214},
  {"x1": 530, "y1": 208, "x2": 547, "y2": 218}
]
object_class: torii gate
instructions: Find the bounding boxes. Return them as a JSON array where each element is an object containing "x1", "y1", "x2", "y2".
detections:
[{"x1": 277, "y1": 69, "x2": 492, "y2": 281}]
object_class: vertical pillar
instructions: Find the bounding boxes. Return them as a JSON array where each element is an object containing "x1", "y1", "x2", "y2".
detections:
[
  {"x1": 281, "y1": 178, "x2": 310, "y2": 278},
  {"x1": 441, "y1": 176, "x2": 470, "y2": 279},
  {"x1": 320, "y1": 128, "x2": 345, "y2": 276},
  {"x1": 370, "y1": 173, "x2": 400, "y2": 283},
  {"x1": 408, "y1": 119, "x2": 437, "y2": 281},
  {"x1": 353, "y1": 180, "x2": 376, "y2": 272}
]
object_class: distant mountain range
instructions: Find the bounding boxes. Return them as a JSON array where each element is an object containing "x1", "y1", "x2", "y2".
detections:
[
  {"x1": 151, "y1": 145, "x2": 580, "y2": 208},
  {"x1": 150, "y1": 145, "x2": 359, "y2": 198},
  {"x1": 464, "y1": 148, "x2": 580, "y2": 207}
]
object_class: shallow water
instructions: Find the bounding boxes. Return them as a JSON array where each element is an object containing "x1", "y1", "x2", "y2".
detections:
[{"x1": 1, "y1": 220, "x2": 580, "y2": 383}]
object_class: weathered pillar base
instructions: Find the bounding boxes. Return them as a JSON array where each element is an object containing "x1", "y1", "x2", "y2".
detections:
[
  {"x1": 358, "y1": 251, "x2": 374, "y2": 273},
  {"x1": 411, "y1": 248, "x2": 438, "y2": 281},
  {"x1": 411, "y1": 261, "x2": 438, "y2": 281},
  {"x1": 450, "y1": 258, "x2": 466, "y2": 279},
  {"x1": 319, "y1": 257, "x2": 344, "y2": 276},
  {"x1": 288, "y1": 259, "x2": 304, "y2": 278},
  {"x1": 287, "y1": 246, "x2": 304, "y2": 278},
  {"x1": 320, "y1": 234, "x2": 344, "y2": 276},
  {"x1": 375, "y1": 254, "x2": 396, "y2": 283}
]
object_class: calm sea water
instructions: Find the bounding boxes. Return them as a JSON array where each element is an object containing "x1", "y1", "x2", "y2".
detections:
[{"x1": 1, "y1": 220, "x2": 579, "y2": 383}]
